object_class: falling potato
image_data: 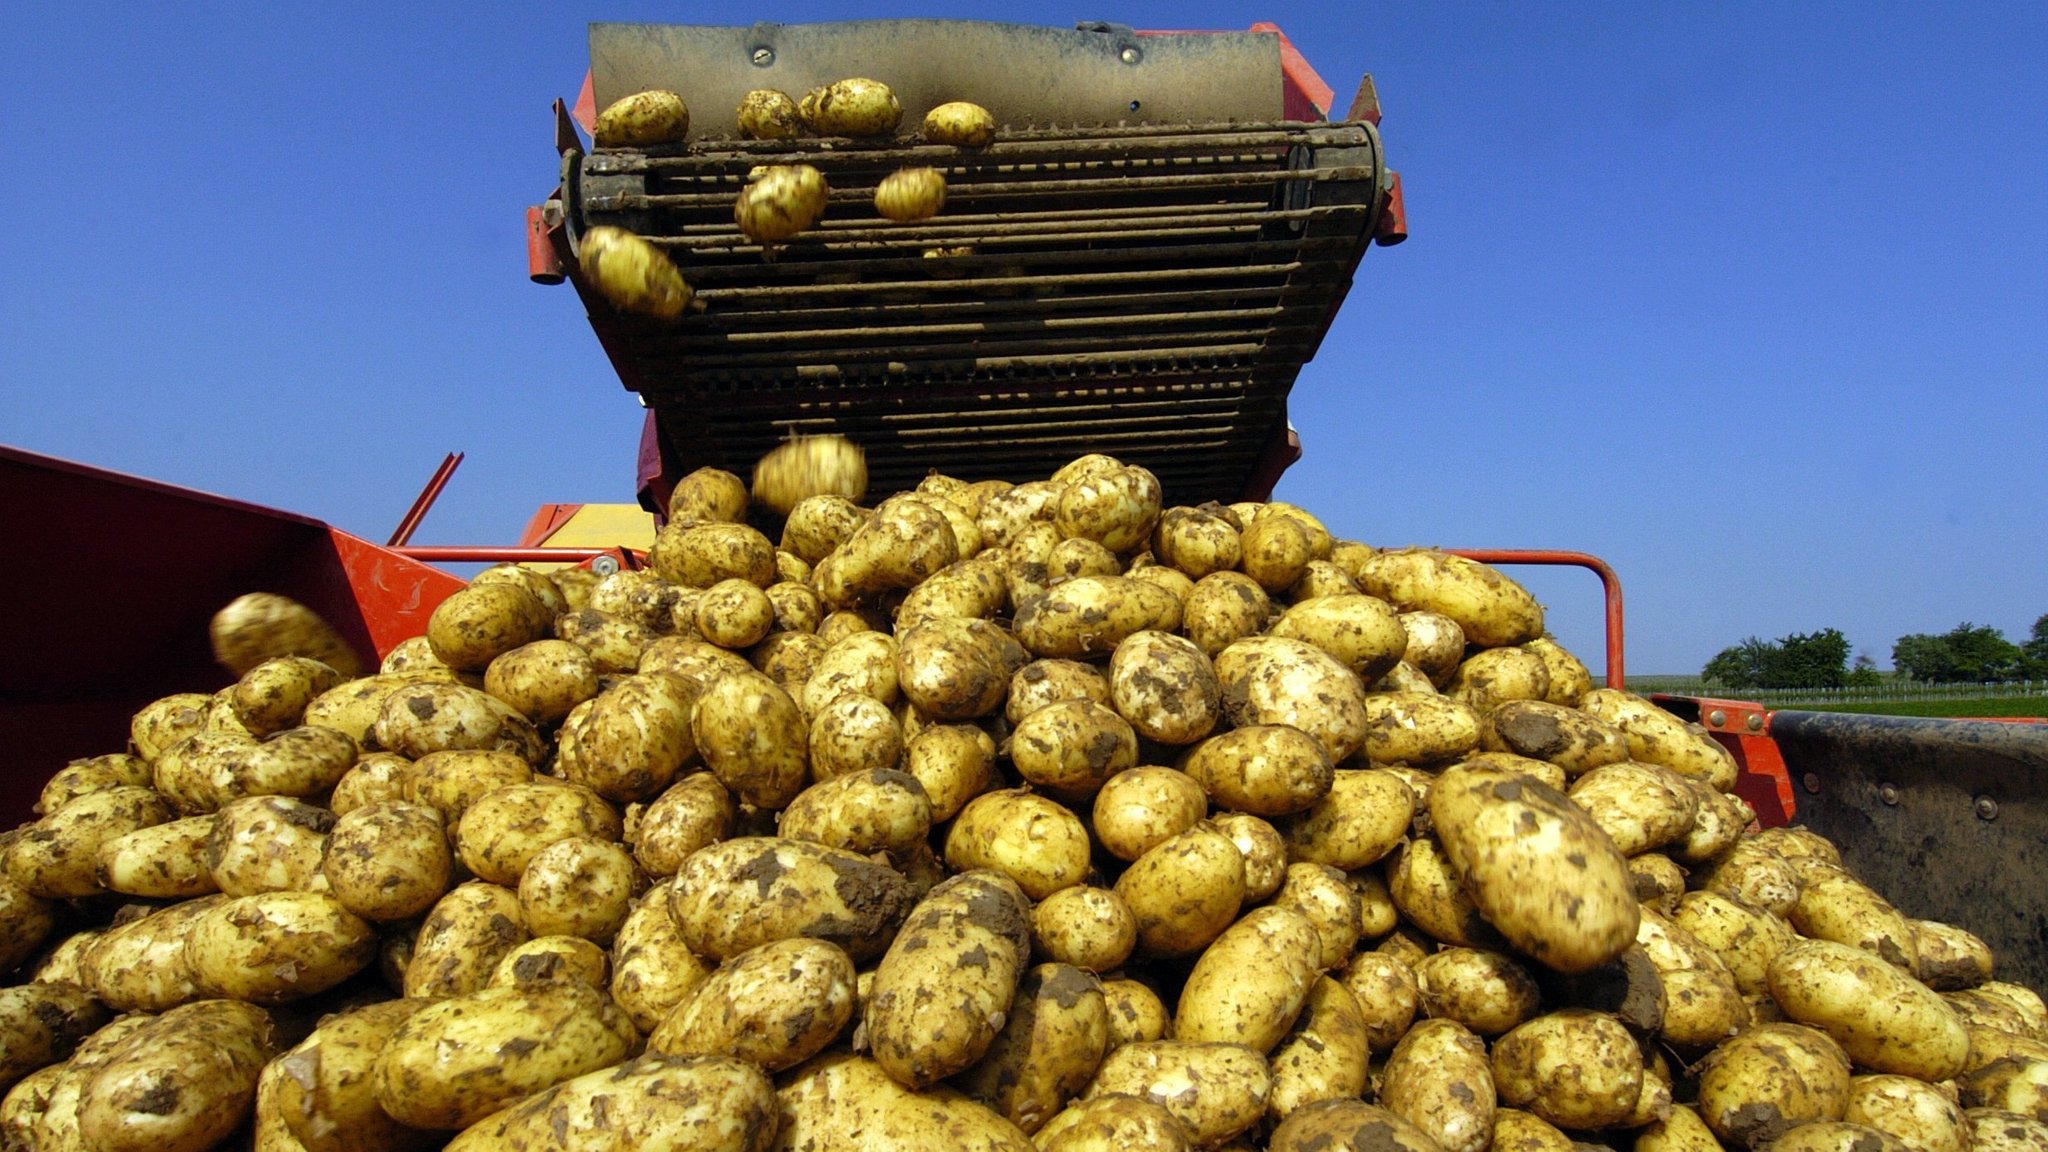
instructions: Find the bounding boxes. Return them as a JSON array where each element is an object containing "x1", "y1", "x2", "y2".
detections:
[
  {"x1": 875, "y1": 167, "x2": 946, "y2": 222},
  {"x1": 578, "y1": 226, "x2": 692, "y2": 319},
  {"x1": 752, "y1": 435, "x2": 868, "y2": 516},
  {"x1": 735, "y1": 164, "x2": 829, "y2": 244}
]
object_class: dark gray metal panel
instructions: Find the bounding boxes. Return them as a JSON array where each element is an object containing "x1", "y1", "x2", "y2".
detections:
[
  {"x1": 589, "y1": 20, "x2": 1284, "y2": 138},
  {"x1": 1771, "y1": 710, "x2": 2048, "y2": 994}
]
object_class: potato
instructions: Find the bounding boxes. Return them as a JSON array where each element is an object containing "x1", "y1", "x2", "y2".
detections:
[
  {"x1": 1789, "y1": 868, "x2": 1919, "y2": 972},
  {"x1": 1578, "y1": 689, "x2": 1739, "y2": 791},
  {"x1": 1009, "y1": 700, "x2": 1137, "y2": 798},
  {"x1": 1031, "y1": 886, "x2": 1137, "y2": 974},
  {"x1": 1428, "y1": 761, "x2": 1639, "y2": 972},
  {"x1": 490, "y1": 935, "x2": 610, "y2": 990},
  {"x1": 443, "y1": 1054, "x2": 776, "y2": 1152},
  {"x1": 1969, "y1": 1110, "x2": 2048, "y2": 1152},
  {"x1": 594, "y1": 88, "x2": 688, "y2": 146},
  {"x1": 426, "y1": 582, "x2": 554, "y2": 672},
  {"x1": 1772, "y1": 1122, "x2": 1915, "y2": 1152},
  {"x1": 1481, "y1": 699, "x2": 1631, "y2": 776},
  {"x1": 1267, "y1": 594, "x2": 1407, "y2": 682},
  {"x1": 1414, "y1": 948, "x2": 1542, "y2": 1036},
  {"x1": 894, "y1": 617, "x2": 1009, "y2": 719},
  {"x1": 1567, "y1": 761, "x2": 1699, "y2": 856},
  {"x1": 1211, "y1": 812, "x2": 1286, "y2": 902},
  {"x1": 1770, "y1": 939, "x2": 1970, "y2": 1081},
  {"x1": 817, "y1": 496, "x2": 960, "y2": 608},
  {"x1": 780, "y1": 768, "x2": 929, "y2": 857},
  {"x1": 944, "y1": 789, "x2": 1089, "y2": 900},
  {"x1": 1101, "y1": 979, "x2": 1170, "y2": 1050},
  {"x1": 375, "y1": 681, "x2": 544, "y2": 764},
  {"x1": 732, "y1": 162, "x2": 830, "y2": 245},
  {"x1": 609, "y1": 889, "x2": 712, "y2": 1033},
  {"x1": 1397, "y1": 611, "x2": 1467, "y2": 686},
  {"x1": 1153, "y1": 506, "x2": 1242, "y2": 579},
  {"x1": 1258, "y1": 975, "x2": 1369, "y2": 1122},
  {"x1": 867, "y1": 871, "x2": 1032, "y2": 1088},
  {"x1": 1182, "y1": 571, "x2": 1272, "y2": 656},
  {"x1": 1673, "y1": 778, "x2": 1754, "y2": 865},
  {"x1": 554, "y1": 607, "x2": 655, "y2": 672},
  {"x1": 1240, "y1": 514, "x2": 1314, "y2": 592},
  {"x1": 402, "y1": 748, "x2": 531, "y2": 841},
  {"x1": 1977, "y1": 983, "x2": 2048, "y2": 1036},
  {"x1": 1847, "y1": 1074, "x2": 1971, "y2": 1152},
  {"x1": 1635, "y1": 908, "x2": 1749, "y2": 1048},
  {"x1": 232, "y1": 657, "x2": 347, "y2": 736},
  {"x1": 1214, "y1": 636, "x2": 1370, "y2": 762},
  {"x1": 807, "y1": 692, "x2": 905, "y2": 780},
  {"x1": 1359, "y1": 691, "x2": 1482, "y2": 766},
  {"x1": 1175, "y1": 905, "x2": 1321, "y2": 1053},
  {"x1": 1178, "y1": 724, "x2": 1329, "y2": 818},
  {"x1": 77, "y1": 896, "x2": 221, "y2": 1011},
  {"x1": 905, "y1": 722, "x2": 997, "y2": 821},
  {"x1": 1269, "y1": 1100, "x2": 1447, "y2": 1152},
  {"x1": 7, "y1": 785, "x2": 172, "y2": 898},
  {"x1": 777, "y1": 1051, "x2": 1035, "y2": 1152},
  {"x1": 1381, "y1": 1017, "x2": 1498, "y2": 1152},
  {"x1": 1355, "y1": 548, "x2": 1545, "y2": 648},
  {"x1": 373, "y1": 980, "x2": 638, "y2": 1130},
  {"x1": 517, "y1": 836, "x2": 638, "y2": 943},
  {"x1": 268, "y1": 998, "x2": 433, "y2": 1152},
  {"x1": 79, "y1": 998, "x2": 279, "y2": 1152},
  {"x1": 205, "y1": 793, "x2": 331, "y2": 895},
  {"x1": 1054, "y1": 463, "x2": 1162, "y2": 552},
  {"x1": 736, "y1": 86, "x2": 804, "y2": 139},
  {"x1": 1696, "y1": 1023, "x2": 1853, "y2": 1146},
  {"x1": 670, "y1": 836, "x2": 913, "y2": 962},
  {"x1": 1961, "y1": 1059, "x2": 2048, "y2": 1125},
  {"x1": 1090, "y1": 767, "x2": 1207, "y2": 863},
  {"x1": 1282, "y1": 768, "x2": 1415, "y2": 870},
  {"x1": 212, "y1": 593, "x2": 363, "y2": 678},
  {"x1": 36, "y1": 752, "x2": 153, "y2": 816},
  {"x1": 329, "y1": 750, "x2": 411, "y2": 814},
  {"x1": 1491, "y1": 1009, "x2": 1644, "y2": 1130},
  {"x1": 751, "y1": 434, "x2": 867, "y2": 517},
  {"x1": 875, "y1": 165, "x2": 946, "y2": 221},
  {"x1": 0, "y1": 869, "x2": 55, "y2": 974},
  {"x1": 923, "y1": 99, "x2": 996, "y2": 145},
  {"x1": 405, "y1": 879, "x2": 529, "y2": 998},
  {"x1": 649, "y1": 936, "x2": 854, "y2": 1072},
  {"x1": 1674, "y1": 889, "x2": 1796, "y2": 998},
  {"x1": 456, "y1": 781, "x2": 620, "y2": 886},
  {"x1": 687, "y1": 671, "x2": 808, "y2": 809},
  {"x1": 1008, "y1": 658, "x2": 1112, "y2": 723},
  {"x1": 1116, "y1": 825, "x2": 1245, "y2": 959},
  {"x1": 1696, "y1": 838, "x2": 1802, "y2": 916},
  {"x1": 1107, "y1": 631, "x2": 1220, "y2": 745},
  {"x1": 0, "y1": 981, "x2": 105, "y2": 1092},
  {"x1": 1259, "y1": 862, "x2": 1357, "y2": 971},
  {"x1": 94, "y1": 814, "x2": 217, "y2": 899},
  {"x1": 1445, "y1": 646, "x2": 1553, "y2": 713},
  {"x1": 1084, "y1": 1041, "x2": 1271, "y2": 1146},
  {"x1": 183, "y1": 891, "x2": 376, "y2": 1003},
  {"x1": 1017, "y1": 576, "x2": 1181, "y2": 659},
  {"x1": 1389, "y1": 835, "x2": 1508, "y2": 950},
  {"x1": 954, "y1": 963, "x2": 1110, "y2": 1133},
  {"x1": 484, "y1": 639, "x2": 599, "y2": 724},
  {"x1": 801, "y1": 77, "x2": 902, "y2": 135},
  {"x1": 1912, "y1": 920, "x2": 1995, "y2": 992},
  {"x1": 1524, "y1": 636, "x2": 1593, "y2": 704}
]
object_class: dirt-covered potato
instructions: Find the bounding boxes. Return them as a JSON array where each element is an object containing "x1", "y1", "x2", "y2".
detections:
[
  {"x1": 1006, "y1": 658, "x2": 1111, "y2": 724},
  {"x1": 779, "y1": 767, "x2": 929, "y2": 856},
  {"x1": 231, "y1": 656, "x2": 347, "y2": 736},
  {"x1": 1695, "y1": 837, "x2": 1802, "y2": 916},
  {"x1": 923, "y1": 99, "x2": 997, "y2": 146},
  {"x1": 405, "y1": 879, "x2": 530, "y2": 998},
  {"x1": 35, "y1": 752, "x2": 152, "y2": 817},
  {"x1": 375, "y1": 681, "x2": 544, "y2": 764},
  {"x1": 1008, "y1": 699, "x2": 1137, "y2": 798},
  {"x1": 517, "y1": 835, "x2": 638, "y2": 943},
  {"x1": 648, "y1": 936, "x2": 854, "y2": 1072},
  {"x1": 952, "y1": 962, "x2": 1109, "y2": 1133},
  {"x1": 1381, "y1": 1017, "x2": 1498, "y2": 1152},
  {"x1": 455, "y1": 781, "x2": 620, "y2": 886},
  {"x1": 778, "y1": 1051, "x2": 1035, "y2": 1152},
  {"x1": 1269, "y1": 1100, "x2": 1447, "y2": 1152},
  {"x1": 1414, "y1": 948, "x2": 1542, "y2": 1036},
  {"x1": 1115, "y1": 824, "x2": 1246, "y2": 958},
  {"x1": 482, "y1": 639, "x2": 598, "y2": 724},
  {"x1": 1789, "y1": 867, "x2": 1920, "y2": 972},
  {"x1": 1182, "y1": 571, "x2": 1272, "y2": 657},
  {"x1": 0, "y1": 982, "x2": 105, "y2": 1093},
  {"x1": 689, "y1": 671, "x2": 808, "y2": 809},
  {"x1": 1031, "y1": 885, "x2": 1137, "y2": 974},
  {"x1": 426, "y1": 582, "x2": 554, "y2": 673},
  {"x1": 905, "y1": 722, "x2": 997, "y2": 822},
  {"x1": 1389, "y1": 835, "x2": 1506, "y2": 951},
  {"x1": 1084, "y1": 1041, "x2": 1272, "y2": 1147},
  {"x1": 268, "y1": 998, "x2": 433, "y2": 1152},
  {"x1": 1153, "y1": 506, "x2": 1242, "y2": 579},
  {"x1": 1445, "y1": 646, "x2": 1553, "y2": 714},
  {"x1": 1429, "y1": 760, "x2": 1639, "y2": 972},
  {"x1": 942, "y1": 789, "x2": 1089, "y2": 900},
  {"x1": 874, "y1": 165, "x2": 946, "y2": 221},
  {"x1": 1260, "y1": 975, "x2": 1369, "y2": 1123},
  {"x1": 212, "y1": 592, "x2": 363, "y2": 679},
  {"x1": 610, "y1": 889, "x2": 712, "y2": 1034},
  {"x1": 373, "y1": 980, "x2": 637, "y2": 1130},
  {"x1": 866, "y1": 871, "x2": 1032, "y2": 1088},
  {"x1": 733, "y1": 86, "x2": 805, "y2": 139},
  {"x1": 78, "y1": 998, "x2": 279, "y2": 1152},
  {"x1": 1355, "y1": 548, "x2": 1545, "y2": 648},
  {"x1": 1675, "y1": 889, "x2": 1797, "y2": 998},
  {"x1": 1567, "y1": 760, "x2": 1699, "y2": 856},
  {"x1": 446, "y1": 1053, "x2": 778, "y2": 1152},
  {"x1": 1090, "y1": 767, "x2": 1207, "y2": 864},
  {"x1": 800, "y1": 77, "x2": 902, "y2": 135},
  {"x1": 1846, "y1": 1074, "x2": 1971, "y2": 1152},
  {"x1": 1101, "y1": 979, "x2": 1170, "y2": 1050},
  {"x1": 1578, "y1": 689, "x2": 1738, "y2": 791},
  {"x1": 1481, "y1": 699, "x2": 1631, "y2": 775},
  {"x1": 1635, "y1": 908, "x2": 1749, "y2": 1048},
  {"x1": 1016, "y1": 576, "x2": 1181, "y2": 659},
  {"x1": 1696, "y1": 1023, "x2": 1853, "y2": 1147},
  {"x1": 7, "y1": 784, "x2": 173, "y2": 898},
  {"x1": 578, "y1": 224, "x2": 694, "y2": 318},
  {"x1": 1106, "y1": 630, "x2": 1219, "y2": 745},
  {"x1": 78, "y1": 896, "x2": 222, "y2": 1011},
  {"x1": 594, "y1": 88, "x2": 688, "y2": 147},
  {"x1": 806, "y1": 692, "x2": 905, "y2": 780},
  {"x1": 817, "y1": 496, "x2": 959, "y2": 608},
  {"x1": 1769, "y1": 939, "x2": 1970, "y2": 1081},
  {"x1": 1210, "y1": 811, "x2": 1286, "y2": 902},
  {"x1": 1491, "y1": 1009, "x2": 1644, "y2": 1130},
  {"x1": 1176, "y1": 724, "x2": 1328, "y2": 818},
  {"x1": 1175, "y1": 905, "x2": 1321, "y2": 1053},
  {"x1": 184, "y1": 891, "x2": 376, "y2": 1003},
  {"x1": 752, "y1": 434, "x2": 868, "y2": 516},
  {"x1": 93, "y1": 814, "x2": 216, "y2": 899},
  {"x1": 1912, "y1": 920, "x2": 1996, "y2": 992},
  {"x1": 203, "y1": 793, "x2": 330, "y2": 896},
  {"x1": 490, "y1": 935, "x2": 610, "y2": 990},
  {"x1": 1282, "y1": 768, "x2": 1415, "y2": 871},
  {"x1": 670, "y1": 836, "x2": 912, "y2": 962}
]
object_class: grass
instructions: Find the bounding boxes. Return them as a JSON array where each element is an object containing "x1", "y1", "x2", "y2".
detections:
[{"x1": 1785, "y1": 697, "x2": 2048, "y2": 719}]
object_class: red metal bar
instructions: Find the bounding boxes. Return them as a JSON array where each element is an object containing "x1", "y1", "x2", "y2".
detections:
[
  {"x1": 527, "y1": 204, "x2": 566, "y2": 285},
  {"x1": 391, "y1": 546, "x2": 610, "y2": 564},
  {"x1": 1375, "y1": 170, "x2": 1407, "y2": 246},
  {"x1": 387, "y1": 452, "x2": 464, "y2": 547},
  {"x1": 1446, "y1": 549, "x2": 1625, "y2": 688}
]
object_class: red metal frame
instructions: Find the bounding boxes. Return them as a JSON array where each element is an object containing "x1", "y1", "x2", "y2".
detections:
[
  {"x1": 387, "y1": 452, "x2": 464, "y2": 547},
  {"x1": 1446, "y1": 549, "x2": 1626, "y2": 688}
]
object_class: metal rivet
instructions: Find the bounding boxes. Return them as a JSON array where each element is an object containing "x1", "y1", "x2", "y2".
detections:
[
  {"x1": 1878, "y1": 783, "x2": 1899, "y2": 806},
  {"x1": 1802, "y1": 772, "x2": 1821, "y2": 795},
  {"x1": 1120, "y1": 46, "x2": 1142, "y2": 65},
  {"x1": 1746, "y1": 714, "x2": 1763, "y2": 732},
  {"x1": 591, "y1": 555, "x2": 621, "y2": 576},
  {"x1": 751, "y1": 46, "x2": 775, "y2": 66},
  {"x1": 1975, "y1": 796, "x2": 1999, "y2": 821},
  {"x1": 1708, "y1": 709, "x2": 1726, "y2": 727}
]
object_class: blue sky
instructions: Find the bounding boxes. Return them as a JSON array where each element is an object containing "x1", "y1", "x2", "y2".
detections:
[{"x1": 3, "y1": 3, "x2": 2043, "y2": 675}]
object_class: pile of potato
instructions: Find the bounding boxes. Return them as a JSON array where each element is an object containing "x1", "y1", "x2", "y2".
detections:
[{"x1": 4, "y1": 452, "x2": 2048, "y2": 1152}]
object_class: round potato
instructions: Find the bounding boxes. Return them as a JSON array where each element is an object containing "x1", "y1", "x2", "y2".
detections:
[
  {"x1": 1414, "y1": 948, "x2": 1542, "y2": 1036},
  {"x1": 517, "y1": 836, "x2": 638, "y2": 943},
  {"x1": 320, "y1": 800, "x2": 449, "y2": 921},
  {"x1": 212, "y1": 593, "x2": 363, "y2": 678},
  {"x1": 456, "y1": 782, "x2": 620, "y2": 886},
  {"x1": 1491, "y1": 1009, "x2": 1644, "y2": 1130},
  {"x1": 1090, "y1": 767, "x2": 1208, "y2": 864},
  {"x1": 669, "y1": 836, "x2": 913, "y2": 962},
  {"x1": 1696, "y1": 1022, "x2": 1853, "y2": 1147},
  {"x1": 945, "y1": 789, "x2": 1090, "y2": 900},
  {"x1": 1115, "y1": 825, "x2": 1245, "y2": 958},
  {"x1": 1032, "y1": 885, "x2": 1137, "y2": 974},
  {"x1": 405, "y1": 879, "x2": 530, "y2": 998}
]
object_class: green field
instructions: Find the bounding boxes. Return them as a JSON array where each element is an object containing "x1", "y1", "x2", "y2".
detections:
[{"x1": 1786, "y1": 697, "x2": 2048, "y2": 719}]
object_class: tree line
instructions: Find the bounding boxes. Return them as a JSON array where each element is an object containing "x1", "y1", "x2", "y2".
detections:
[{"x1": 1701, "y1": 616, "x2": 2048, "y2": 690}]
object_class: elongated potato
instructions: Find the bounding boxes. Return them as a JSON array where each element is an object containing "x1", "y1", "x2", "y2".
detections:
[
  {"x1": 1481, "y1": 699, "x2": 1631, "y2": 776},
  {"x1": 1846, "y1": 1074, "x2": 1971, "y2": 1152},
  {"x1": 269, "y1": 998, "x2": 434, "y2": 1152},
  {"x1": 1354, "y1": 548, "x2": 1545, "y2": 648},
  {"x1": 1578, "y1": 689, "x2": 1738, "y2": 791},
  {"x1": 232, "y1": 657, "x2": 347, "y2": 736},
  {"x1": 1360, "y1": 692, "x2": 1482, "y2": 766},
  {"x1": 212, "y1": 593, "x2": 363, "y2": 678},
  {"x1": 1414, "y1": 948, "x2": 1542, "y2": 1036},
  {"x1": 1381, "y1": 1017, "x2": 1497, "y2": 1152},
  {"x1": 777, "y1": 1051, "x2": 1035, "y2": 1152},
  {"x1": 1115, "y1": 824, "x2": 1246, "y2": 958},
  {"x1": 7, "y1": 785, "x2": 173, "y2": 898},
  {"x1": 1016, "y1": 577, "x2": 1182, "y2": 659},
  {"x1": 782, "y1": 768, "x2": 930, "y2": 856},
  {"x1": 1429, "y1": 761, "x2": 1638, "y2": 973},
  {"x1": 1108, "y1": 630, "x2": 1220, "y2": 745},
  {"x1": 1009, "y1": 699, "x2": 1137, "y2": 798},
  {"x1": 1036, "y1": 1093, "x2": 1193, "y2": 1152},
  {"x1": 185, "y1": 891, "x2": 377, "y2": 1004},
  {"x1": 954, "y1": 963, "x2": 1110, "y2": 1133},
  {"x1": 95, "y1": 814, "x2": 217, "y2": 899},
  {"x1": 1214, "y1": 636, "x2": 1369, "y2": 762},
  {"x1": 649, "y1": 936, "x2": 855, "y2": 1072},
  {"x1": 1176, "y1": 905, "x2": 1322, "y2": 1053},
  {"x1": 1270, "y1": 1100, "x2": 1448, "y2": 1152},
  {"x1": 1266, "y1": 976, "x2": 1371, "y2": 1122},
  {"x1": 1769, "y1": 939, "x2": 1970, "y2": 1081},
  {"x1": 1282, "y1": 768, "x2": 1414, "y2": 870},
  {"x1": 444, "y1": 1054, "x2": 776, "y2": 1152},
  {"x1": 670, "y1": 836, "x2": 913, "y2": 962},
  {"x1": 867, "y1": 871, "x2": 1032, "y2": 1088},
  {"x1": 1084, "y1": 1041, "x2": 1272, "y2": 1147},
  {"x1": 79, "y1": 999, "x2": 279, "y2": 1152}
]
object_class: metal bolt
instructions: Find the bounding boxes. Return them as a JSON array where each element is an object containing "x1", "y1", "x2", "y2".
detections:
[
  {"x1": 1802, "y1": 772, "x2": 1821, "y2": 795},
  {"x1": 1746, "y1": 714, "x2": 1764, "y2": 732},
  {"x1": 1975, "y1": 796, "x2": 2000, "y2": 821},
  {"x1": 1708, "y1": 709, "x2": 1726, "y2": 728},
  {"x1": 1120, "y1": 46, "x2": 1142, "y2": 65},
  {"x1": 751, "y1": 46, "x2": 775, "y2": 66},
  {"x1": 1878, "y1": 783, "x2": 1899, "y2": 806},
  {"x1": 590, "y1": 555, "x2": 621, "y2": 576}
]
